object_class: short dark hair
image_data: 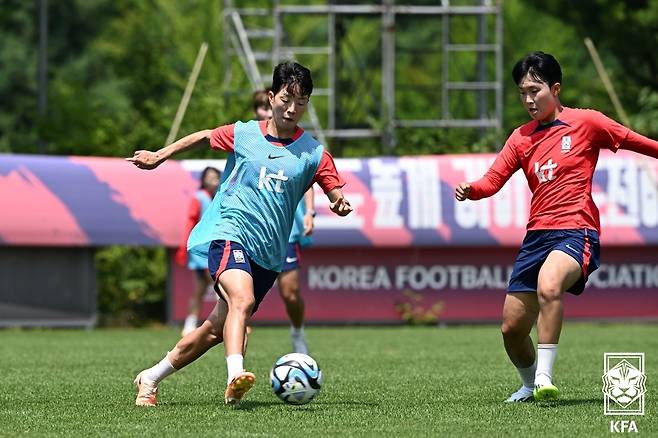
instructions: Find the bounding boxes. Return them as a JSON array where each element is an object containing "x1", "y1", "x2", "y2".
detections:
[
  {"x1": 271, "y1": 62, "x2": 313, "y2": 97},
  {"x1": 199, "y1": 166, "x2": 221, "y2": 189},
  {"x1": 512, "y1": 52, "x2": 562, "y2": 87}
]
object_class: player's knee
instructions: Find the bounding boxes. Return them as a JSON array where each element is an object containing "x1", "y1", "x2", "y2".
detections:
[
  {"x1": 230, "y1": 293, "x2": 255, "y2": 314},
  {"x1": 282, "y1": 288, "x2": 301, "y2": 304},
  {"x1": 198, "y1": 321, "x2": 223, "y2": 345},
  {"x1": 205, "y1": 327, "x2": 223, "y2": 346},
  {"x1": 537, "y1": 281, "x2": 562, "y2": 303},
  {"x1": 501, "y1": 321, "x2": 524, "y2": 338}
]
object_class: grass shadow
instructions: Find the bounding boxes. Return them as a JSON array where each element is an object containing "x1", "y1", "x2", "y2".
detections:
[{"x1": 235, "y1": 399, "x2": 380, "y2": 411}]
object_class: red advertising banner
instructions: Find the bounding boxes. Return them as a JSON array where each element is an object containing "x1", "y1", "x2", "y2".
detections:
[{"x1": 170, "y1": 246, "x2": 658, "y2": 323}]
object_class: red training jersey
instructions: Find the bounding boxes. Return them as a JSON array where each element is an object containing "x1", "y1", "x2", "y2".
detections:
[
  {"x1": 469, "y1": 107, "x2": 658, "y2": 233},
  {"x1": 209, "y1": 120, "x2": 346, "y2": 193}
]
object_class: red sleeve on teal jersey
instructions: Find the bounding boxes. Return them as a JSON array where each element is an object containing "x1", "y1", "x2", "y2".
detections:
[
  {"x1": 210, "y1": 124, "x2": 235, "y2": 152},
  {"x1": 468, "y1": 135, "x2": 521, "y2": 200},
  {"x1": 312, "y1": 150, "x2": 346, "y2": 193},
  {"x1": 586, "y1": 110, "x2": 631, "y2": 152},
  {"x1": 620, "y1": 130, "x2": 658, "y2": 159}
]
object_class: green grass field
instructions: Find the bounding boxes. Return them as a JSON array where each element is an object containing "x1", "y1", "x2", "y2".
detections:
[{"x1": 1, "y1": 323, "x2": 656, "y2": 437}]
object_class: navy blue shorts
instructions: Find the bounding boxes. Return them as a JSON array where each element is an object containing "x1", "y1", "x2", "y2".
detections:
[
  {"x1": 193, "y1": 269, "x2": 208, "y2": 280},
  {"x1": 508, "y1": 229, "x2": 600, "y2": 296},
  {"x1": 207, "y1": 240, "x2": 278, "y2": 314},
  {"x1": 281, "y1": 242, "x2": 302, "y2": 272}
]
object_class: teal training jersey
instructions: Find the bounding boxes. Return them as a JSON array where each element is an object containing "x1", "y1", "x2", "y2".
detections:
[
  {"x1": 288, "y1": 199, "x2": 305, "y2": 244},
  {"x1": 188, "y1": 120, "x2": 323, "y2": 271},
  {"x1": 186, "y1": 189, "x2": 213, "y2": 270}
]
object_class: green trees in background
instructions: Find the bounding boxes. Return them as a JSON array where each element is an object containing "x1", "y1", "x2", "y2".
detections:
[
  {"x1": 2, "y1": 0, "x2": 656, "y2": 158},
  {"x1": 2, "y1": 0, "x2": 656, "y2": 324},
  {"x1": 524, "y1": 0, "x2": 658, "y2": 138}
]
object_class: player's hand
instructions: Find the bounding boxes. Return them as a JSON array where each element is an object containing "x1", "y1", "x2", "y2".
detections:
[
  {"x1": 455, "y1": 182, "x2": 471, "y2": 201},
  {"x1": 126, "y1": 150, "x2": 164, "y2": 170},
  {"x1": 303, "y1": 213, "x2": 314, "y2": 236},
  {"x1": 330, "y1": 197, "x2": 352, "y2": 216}
]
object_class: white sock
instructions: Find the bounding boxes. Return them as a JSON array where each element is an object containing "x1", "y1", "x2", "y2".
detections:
[
  {"x1": 226, "y1": 354, "x2": 244, "y2": 384},
  {"x1": 291, "y1": 325, "x2": 305, "y2": 338},
  {"x1": 143, "y1": 353, "x2": 177, "y2": 383},
  {"x1": 183, "y1": 315, "x2": 198, "y2": 328},
  {"x1": 535, "y1": 344, "x2": 558, "y2": 386},
  {"x1": 516, "y1": 361, "x2": 537, "y2": 389}
]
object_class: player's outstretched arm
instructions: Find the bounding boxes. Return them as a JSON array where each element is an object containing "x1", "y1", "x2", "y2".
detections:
[
  {"x1": 126, "y1": 129, "x2": 213, "y2": 170},
  {"x1": 620, "y1": 130, "x2": 658, "y2": 159},
  {"x1": 455, "y1": 182, "x2": 471, "y2": 201},
  {"x1": 303, "y1": 188, "x2": 316, "y2": 235},
  {"x1": 327, "y1": 188, "x2": 352, "y2": 216}
]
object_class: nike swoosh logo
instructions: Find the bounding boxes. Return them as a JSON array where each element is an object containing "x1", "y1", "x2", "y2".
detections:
[
  {"x1": 565, "y1": 244, "x2": 578, "y2": 253},
  {"x1": 286, "y1": 257, "x2": 298, "y2": 263},
  {"x1": 268, "y1": 153, "x2": 284, "y2": 159}
]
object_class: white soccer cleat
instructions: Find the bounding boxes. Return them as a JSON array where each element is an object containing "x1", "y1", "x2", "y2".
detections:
[
  {"x1": 505, "y1": 385, "x2": 534, "y2": 403},
  {"x1": 134, "y1": 371, "x2": 158, "y2": 407}
]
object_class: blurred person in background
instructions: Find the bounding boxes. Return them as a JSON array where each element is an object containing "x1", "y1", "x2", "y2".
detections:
[
  {"x1": 177, "y1": 166, "x2": 222, "y2": 336},
  {"x1": 253, "y1": 88, "x2": 315, "y2": 355},
  {"x1": 455, "y1": 51, "x2": 658, "y2": 403},
  {"x1": 128, "y1": 61, "x2": 352, "y2": 407}
]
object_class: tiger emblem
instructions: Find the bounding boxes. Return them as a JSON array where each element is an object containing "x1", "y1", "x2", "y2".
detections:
[{"x1": 602, "y1": 359, "x2": 646, "y2": 408}]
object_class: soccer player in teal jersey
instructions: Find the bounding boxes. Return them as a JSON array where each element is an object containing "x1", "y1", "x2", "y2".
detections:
[
  {"x1": 128, "y1": 62, "x2": 352, "y2": 407},
  {"x1": 252, "y1": 88, "x2": 314, "y2": 355}
]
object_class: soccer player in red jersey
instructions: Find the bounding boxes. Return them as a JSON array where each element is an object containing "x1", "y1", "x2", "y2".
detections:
[{"x1": 455, "y1": 52, "x2": 658, "y2": 402}]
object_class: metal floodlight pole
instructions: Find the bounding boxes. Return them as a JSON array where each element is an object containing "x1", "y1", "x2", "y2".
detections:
[
  {"x1": 328, "y1": 10, "x2": 336, "y2": 131},
  {"x1": 382, "y1": 0, "x2": 396, "y2": 150},
  {"x1": 477, "y1": 0, "x2": 487, "y2": 138},
  {"x1": 495, "y1": 1, "x2": 504, "y2": 133},
  {"x1": 441, "y1": 1, "x2": 450, "y2": 121},
  {"x1": 273, "y1": 1, "x2": 282, "y2": 66}
]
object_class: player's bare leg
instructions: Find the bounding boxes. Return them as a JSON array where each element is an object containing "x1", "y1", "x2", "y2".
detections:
[
  {"x1": 533, "y1": 250, "x2": 582, "y2": 401},
  {"x1": 217, "y1": 269, "x2": 257, "y2": 405},
  {"x1": 170, "y1": 300, "x2": 228, "y2": 368},
  {"x1": 501, "y1": 293, "x2": 539, "y2": 402},
  {"x1": 182, "y1": 271, "x2": 213, "y2": 336},
  {"x1": 134, "y1": 300, "x2": 228, "y2": 406},
  {"x1": 278, "y1": 269, "x2": 308, "y2": 354}
]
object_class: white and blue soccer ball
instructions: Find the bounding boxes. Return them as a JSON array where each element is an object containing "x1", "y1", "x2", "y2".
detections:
[{"x1": 270, "y1": 353, "x2": 323, "y2": 405}]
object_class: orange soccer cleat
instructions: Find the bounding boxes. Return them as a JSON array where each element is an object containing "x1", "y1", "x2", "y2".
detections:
[{"x1": 224, "y1": 371, "x2": 256, "y2": 406}]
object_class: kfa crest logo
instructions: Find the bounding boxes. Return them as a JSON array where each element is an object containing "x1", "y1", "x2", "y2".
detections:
[
  {"x1": 561, "y1": 135, "x2": 572, "y2": 153},
  {"x1": 258, "y1": 167, "x2": 288, "y2": 193},
  {"x1": 534, "y1": 159, "x2": 557, "y2": 183},
  {"x1": 602, "y1": 353, "x2": 646, "y2": 415}
]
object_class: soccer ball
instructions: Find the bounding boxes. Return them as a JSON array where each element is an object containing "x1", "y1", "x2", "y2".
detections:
[{"x1": 270, "y1": 353, "x2": 323, "y2": 405}]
